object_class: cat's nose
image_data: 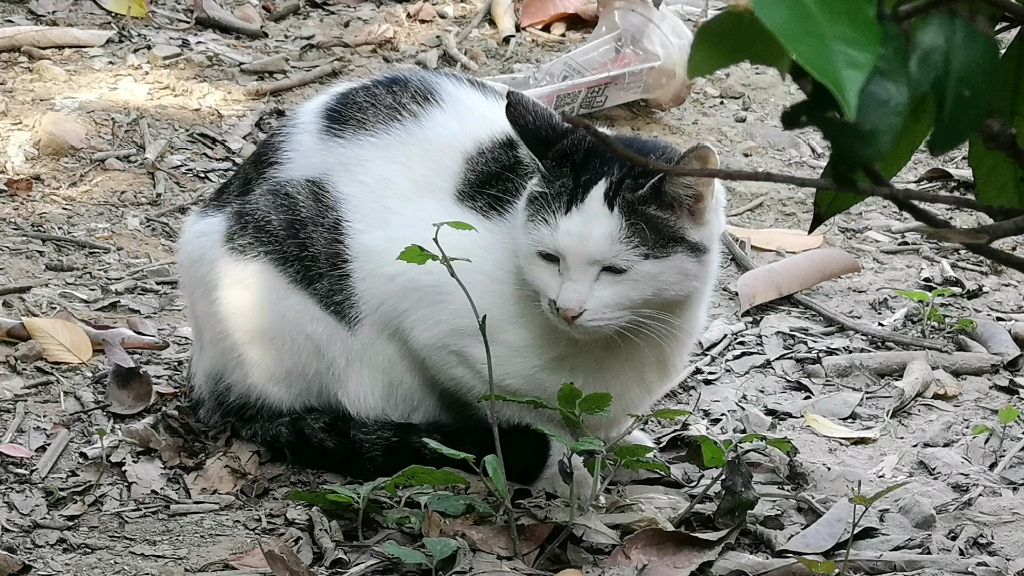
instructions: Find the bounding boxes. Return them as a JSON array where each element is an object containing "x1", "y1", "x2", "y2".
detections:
[{"x1": 557, "y1": 307, "x2": 585, "y2": 325}]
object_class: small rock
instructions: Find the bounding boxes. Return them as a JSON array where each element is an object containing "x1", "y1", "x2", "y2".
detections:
[
  {"x1": 720, "y1": 78, "x2": 746, "y2": 99},
  {"x1": 467, "y1": 47, "x2": 487, "y2": 63},
  {"x1": 145, "y1": 265, "x2": 172, "y2": 279},
  {"x1": 741, "y1": 95, "x2": 753, "y2": 111},
  {"x1": 240, "y1": 142, "x2": 257, "y2": 159},
  {"x1": 739, "y1": 140, "x2": 759, "y2": 156},
  {"x1": 409, "y1": 1, "x2": 437, "y2": 21},
  {"x1": 416, "y1": 49, "x2": 439, "y2": 69},
  {"x1": 149, "y1": 45, "x2": 182, "y2": 65},
  {"x1": 440, "y1": 4, "x2": 453, "y2": 18},
  {"x1": 733, "y1": 112, "x2": 747, "y2": 123},
  {"x1": 102, "y1": 158, "x2": 125, "y2": 170},
  {"x1": 550, "y1": 20, "x2": 567, "y2": 36},
  {"x1": 703, "y1": 86, "x2": 720, "y2": 98},
  {"x1": 897, "y1": 494, "x2": 937, "y2": 529},
  {"x1": 21, "y1": 46, "x2": 47, "y2": 60},
  {"x1": 233, "y1": 4, "x2": 262, "y2": 25},
  {"x1": 37, "y1": 112, "x2": 89, "y2": 157},
  {"x1": 14, "y1": 340, "x2": 43, "y2": 363},
  {"x1": 32, "y1": 60, "x2": 69, "y2": 81},
  {"x1": 803, "y1": 364, "x2": 826, "y2": 379}
]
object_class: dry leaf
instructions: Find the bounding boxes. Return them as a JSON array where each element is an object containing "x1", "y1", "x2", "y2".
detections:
[
  {"x1": 4, "y1": 177, "x2": 33, "y2": 196},
  {"x1": 105, "y1": 364, "x2": 154, "y2": 414},
  {"x1": 726, "y1": 226, "x2": 825, "y2": 253},
  {"x1": 21, "y1": 317, "x2": 92, "y2": 363},
  {"x1": 0, "y1": 444, "x2": 34, "y2": 458},
  {"x1": 262, "y1": 539, "x2": 316, "y2": 576},
  {"x1": 228, "y1": 546, "x2": 271, "y2": 571},
  {"x1": 778, "y1": 498, "x2": 851, "y2": 553},
  {"x1": 923, "y1": 369, "x2": 963, "y2": 400},
  {"x1": 233, "y1": 3, "x2": 262, "y2": 25},
  {"x1": 408, "y1": 1, "x2": 437, "y2": 21},
  {"x1": 0, "y1": 26, "x2": 113, "y2": 51},
  {"x1": 339, "y1": 22, "x2": 395, "y2": 47},
  {"x1": 94, "y1": 0, "x2": 148, "y2": 17},
  {"x1": 604, "y1": 527, "x2": 734, "y2": 576},
  {"x1": 736, "y1": 248, "x2": 861, "y2": 313},
  {"x1": 491, "y1": 0, "x2": 516, "y2": 39},
  {"x1": 914, "y1": 167, "x2": 973, "y2": 183},
  {"x1": 520, "y1": 0, "x2": 593, "y2": 28},
  {"x1": 554, "y1": 571, "x2": 585, "y2": 576},
  {"x1": 0, "y1": 551, "x2": 26, "y2": 576},
  {"x1": 803, "y1": 412, "x2": 882, "y2": 442},
  {"x1": 127, "y1": 317, "x2": 159, "y2": 336}
]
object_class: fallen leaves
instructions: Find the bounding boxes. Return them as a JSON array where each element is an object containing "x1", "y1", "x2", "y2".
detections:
[
  {"x1": 94, "y1": 0, "x2": 148, "y2": 18},
  {"x1": 520, "y1": 0, "x2": 597, "y2": 29},
  {"x1": 604, "y1": 527, "x2": 736, "y2": 576},
  {"x1": 0, "y1": 26, "x2": 113, "y2": 51},
  {"x1": 491, "y1": 0, "x2": 516, "y2": 40},
  {"x1": 726, "y1": 226, "x2": 825, "y2": 253},
  {"x1": 737, "y1": 248, "x2": 861, "y2": 313},
  {"x1": 0, "y1": 443, "x2": 33, "y2": 458},
  {"x1": 802, "y1": 412, "x2": 883, "y2": 442},
  {"x1": 262, "y1": 539, "x2": 317, "y2": 576},
  {"x1": 21, "y1": 317, "x2": 92, "y2": 363},
  {"x1": 778, "y1": 498, "x2": 851, "y2": 553},
  {"x1": 105, "y1": 364, "x2": 155, "y2": 415}
]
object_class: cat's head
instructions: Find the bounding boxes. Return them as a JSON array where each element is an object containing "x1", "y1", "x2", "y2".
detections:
[{"x1": 505, "y1": 90, "x2": 725, "y2": 339}]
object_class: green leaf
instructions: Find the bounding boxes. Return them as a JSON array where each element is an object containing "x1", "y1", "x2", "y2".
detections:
[
  {"x1": 907, "y1": 13, "x2": 999, "y2": 154},
  {"x1": 968, "y1": 33, "x2": 1024, "y2": 209},
  {"x1": 423, "y1": 538, "x2": 460, "y2": 563},
  {"x1": 533, "y1": 425, "x2": 572, "y2": 447},
  {"x1": 385, "y1": 465, "x2": 469, "y2": 494},
  {"x1": 998, "y1": 404, "x2": 1021, "y2": 426},
  {"x1": 397, "y1": 244, "x2": 439, "y2": 265},
  {"x1": 422, "y1": 439, "x2": 476, "y2": 462},
  {"x1": 687, "y1": 9, "x2": 791, "y2": 78},
  {"x1": 481, "y1": 394, "x2": 557, "y2": 411},
  {"x1": 621, "y1": 457, "x2": 670, "y2": 476},
  {"x1": 569, "y1": 436, "x2": 606, "y2": 454},
  {"x1": 613, "y1": 444, "x2": 656, "y2": 460},
  {"x1": 766, "y1": 437, "x2": 796, "y2": 454},
  {"x1": 556, "y1": 383, "x2": 584, "y2": 412},
  {"x1": 930, "y1": 288, "x2": 955, "y2": 298},
  {"x1": 380, "y1": 541, "x2": 429, "y2": 566},
  {"x1": 483, "y1": 454, "x2": 508, "y2": 500},
  {"x1": 750, "y1": 0, "x2": 881, "y2": 118},
  {"x1": 578, "y1": 392, "x2": 613, "y2": 416},
  {"x1": 852, "y1": 481, "x2": 910, "y2": 507},
  {"x1": 651, "y1": 408, "x2": 691, "y2": 420},
  {"x1": 435, "y1": 221, "x2": 477, "y2": 231},
  {"x1": 955, "y1": 318, "x2": 977, "y2": 334},
  {"x1": 895, "y1": 289, "x2": 933, "y2": 303},
  {"x1": 384, "y1": 507, "x2": 425, "y2": 531},
  {"x1": 972, "y1": 423, "x2": 994, "y2": 436},
  {"x1": 697, "y1": 436, "x2": 726, "y2": 468},
  {"x1": 288, "y1": 489, "x2": 357, "y2": 511},
  {"x1": 427, "y1": 493, "x2": 494, "y2": 517},
  {"x1": 794, "y1": 557, "x2": 837, "y2": 575}
]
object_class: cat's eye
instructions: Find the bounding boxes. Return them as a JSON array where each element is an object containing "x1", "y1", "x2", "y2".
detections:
[
  {"x1": 538, "y1": 251, "x2": 560, "y2": 264},
  {"x1": 601, "y1": 265, "x2": 628, "y2": 275}
]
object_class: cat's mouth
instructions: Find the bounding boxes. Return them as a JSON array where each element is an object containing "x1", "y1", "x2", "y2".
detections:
[{"x1": 541, "y1": 303, "x2": 613, "y2": 340}]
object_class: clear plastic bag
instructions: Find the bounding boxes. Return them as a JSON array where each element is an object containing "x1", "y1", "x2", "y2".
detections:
[{"x1": 484, "y1": 0, "x2": 694, "y2": 115}]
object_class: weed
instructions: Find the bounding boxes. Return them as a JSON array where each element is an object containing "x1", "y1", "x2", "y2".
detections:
[{"x1": 893, "y1": 288, "x2": 975, "y2": 337}]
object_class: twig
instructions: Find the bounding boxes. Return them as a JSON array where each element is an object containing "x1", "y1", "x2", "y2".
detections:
[
  {"x1": 265, "y1": 0, "x2": 300, "y2": 22},
  {"x1": 36, "y1": 428, "x2": 70, "y2": 478},
  {"x1": 2, "y1": 402, "x2": 25, "y2": 444},
  {"x1": 722, "y1": 233, "x2": 953, "y2": 352},
  {"x1": 455, "y1": 0, "x2": 493, "y2": 43},
  {"x1": 726, "y1": 196, "x2": 765, "y2": 217},
  {"x1": 245, "y1": 59, "x2": 347, "y2": 97},
  {"x1": 524, "y1": 27, "x2": 566, "y2": 42},
  {"x1": 149, "y1": 192, "x2": 208, "y2": 217},
  {"x1": 981, "y1": 0, "x2": 1024, "y2": 24},
  {"x1": 124, "y1": 258, "x2": 176, "y2": 277},
  {"x1": 91, "y1": 149, "x2": 137, "y2": 162},
  {"x1": 919, "y1": 213, "x2": 1024, "y2": 244},
  {"x1": 993, "y1": 437, "x2": 1024, "y2": 474},
  {"x1": 440, "y1": 33, "x2": 479, "y2": 71},
  {"x1": 0, "y1": 278, "x2": 48, "y2": 296},
  {"x1": 67, "y1": 403, "x2": 111, "y2": 416},
  {"x1": 20, "y1": 232, "x2": 114, "y2": 252},
  {"x1": 193, "y1": 0, "x2": 265, "y2": 38}
]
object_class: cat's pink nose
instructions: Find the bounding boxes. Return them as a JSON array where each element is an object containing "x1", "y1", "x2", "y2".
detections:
[{"x1": 557, "y1": 307, "x2": 584, "y2": 325}]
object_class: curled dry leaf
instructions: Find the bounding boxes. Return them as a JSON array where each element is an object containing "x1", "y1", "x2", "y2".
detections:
[
  {"x1": 726, "y1": 226, "x2": 825, "y2": 253},
  {"x1": 337, "y1": 23, "x2": 395, "y2": 48},
  {"x1": 0, "y1": 443, "x2": 34, "y2": 458},
  {"x1": 261, "y1": 538, "x2": 316, "y2": 576},
  {"x1": 94, "y1": 0, "x2": 147, "y2": 18},
  {"x1": 0, "y1": 26, "x2": 113, "y2": 51},
  {"x1": 126, "y1": 317, "x2": 159, "y2": 337},
  {"x1": 778, "y1": 497, "x2": 851, "y2": 554},
  {"x1": 21, "y1": 317, "x2": 92, "y2": 364},
  {"x1": 491, "y1": 0, "x2": 516, "y2": 40},
  {"x1": 967, "y1": 318, "x2": 1023, "y2": 372},
  {"x1": 520, "y1": 0, "x2": 595, "y2": 29},
  {"x1": 736, "y1": 248, "x2": 861, "y2": 313},
  {"x1": 886, "y1": 358, "x2": 934, "y2": 418},
  {"x1": 105, "y1": 364, "x2": 154, "y2": 415},
  {"x1": 803, "y1": 412, "x2": 882, "y2": 442},
  {"x1": 604, "y1": 527, "x2": 735, "y2": 576},
  {"x1": 4, "y1": 177, "x2": 33, "y2": 197}
]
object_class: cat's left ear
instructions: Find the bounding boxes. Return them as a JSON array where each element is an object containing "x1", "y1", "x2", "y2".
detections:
[
  {"x1": 505, "y1": 90, "x2": 572, "y2": 167},
  {"x1": 664, "y1": 144, "x2": 719, "y2": 225}
]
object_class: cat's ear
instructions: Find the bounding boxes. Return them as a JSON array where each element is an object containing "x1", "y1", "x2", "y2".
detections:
[
  {"x1": 505, "y1": 90, "x2": 572, "y2": 165},
  {"x1": 664, "y1": 144, "x2": 719, "y2": 225}
]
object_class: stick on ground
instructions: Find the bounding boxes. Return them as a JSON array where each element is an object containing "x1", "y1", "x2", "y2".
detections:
[{"x1": 245, "y1": 59, "x2": 347, "y2": 97}]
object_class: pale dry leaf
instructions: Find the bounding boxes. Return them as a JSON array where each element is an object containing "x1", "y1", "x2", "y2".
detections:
[
  {"x1": 0, "y1": 26, "x2": 113, "y2": 51},
  {"x1": 0, "y1": 443, "x2": 34, "y2": 458},
  {"x1": 94, "y1": 0, "x2": 148, "y2": 17},
  {"x1": 554, "y1": 571, "x2": 585, "y2": 576},
  {"x1": 491, "y1": 0, "x2": 516, "y2": 39},
  {"x1": 127, "y1": 317, "x2": 158, "y2": 336},
  {"x1": 228, "y1": 546, "x2": 270, "y2": 571},
  {"x1": 726, "y1": 226, "x2": 825, "y2": 253},
  {"x1": 520, "y1": 0, "x2": 591, "y2": 28},
  {"x1": 105, "y1": 364, "x2": 154, "y2": 414},
  {"x1": 803, "y1": 412, "x2": 882, "y2": 442},
  {"x1": 261, "y1": 539, "x2": 316, "y2": 576},
  {"x1": 737, "y1": 248, "x2": 861, "y2": 313},
  {"x1": 924, "y1": 369, "x2": 963, "y2": 400},
  {"x1": 778, "y1": 498, "x2": 851, "y2": 553},
  {"x1": 22, "y1": 317, "x2": 92, "y2": 363}
]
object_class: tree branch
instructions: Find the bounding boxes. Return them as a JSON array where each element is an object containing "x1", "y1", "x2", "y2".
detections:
[
  {"x1": 981, "y1": 0, "x2": 1024, "y2": 24},
  {"x1": 561, "y1": 115, "x2": 1024, "y2": 221}
]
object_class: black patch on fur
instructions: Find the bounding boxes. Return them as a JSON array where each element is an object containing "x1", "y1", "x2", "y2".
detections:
[
  {"x1": 321, "y1": 70, "x2": 503, "y2": 139},
  {"x1": 223, "y1": 178, "x2": 361, "y2": 328},
  {"x1": 456, "y1": 136, "x2": 533, "y2": 219},
  {"x1": 191, "y1": 372, "x2": 550, "y2": 484},
  {"x1": 206, "y1": 132, "x2": 284, "y2": 209}
]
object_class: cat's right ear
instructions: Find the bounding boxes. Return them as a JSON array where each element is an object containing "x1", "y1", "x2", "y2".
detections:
[{"x1": 505, "y1": 90, "x2": 571, "y2": 165}]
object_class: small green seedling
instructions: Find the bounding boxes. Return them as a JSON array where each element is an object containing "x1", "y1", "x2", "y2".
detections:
[
  {"x1": 380, "y1": 537, "x2": 461, "y2": 576},
  {"x1": 893, "y1": 288, "x2": 975, "y2": 336},
  {"x1": 973, "y1": 404, "x2": 1021, "y2": 465}
]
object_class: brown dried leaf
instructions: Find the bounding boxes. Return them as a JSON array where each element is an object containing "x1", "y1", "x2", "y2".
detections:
[
  {"x1": 4, "y1": 177, "x2": 33, "y2": 196},
  {"x1": 0, "y1": 551, "x2": 26, "y2": 576},
  {"x1": 261, "y1": 539, "x2": 316, "y2": 576},
  {"x1": 228, "y1": 546, "x2": 271, "y2": 571},
  {"x1": 491, "y1": 0, "x2": 516, "y2": 39},
  {"x1": 726, "y1": 226, "x2": 825, "y2": 253},
  {"x1": 520, "y1": 0, "x2": 593, "y2": 28},
  {"x1": 803, "y1": 412, "x2": 882, "y2": 442},
  {"x1": 127, "y1": 317, "x2": 159, "y2": 336},
  {"x1": 0, "y1": 26, "x2": 113, "y2": 51},
  {"x1": 408, "y1": 1, "x2": 437, "y2": 21},
  {"x1": 339, "y1": 22, "x2": 395, "y2": 47},
  {"x1": 0, "y1": 444, "x2": 34, "y2": 458},
  {"x1": 736, "y1": 248, "x2": 861, "y2": 313},
  {"x1": 105, "y1": 364, "x2": 154, "y2": 414},
  {"x1": 21, "y1": 317, "x2": 92, "y2": 363},
  {"x1": 604, "y1": 527, "x2": 734, "y2": 576}
]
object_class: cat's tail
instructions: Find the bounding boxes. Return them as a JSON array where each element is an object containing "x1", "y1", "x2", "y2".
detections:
[{"x1": 191, "y1": 388, "x2": 552, "y2": 485}]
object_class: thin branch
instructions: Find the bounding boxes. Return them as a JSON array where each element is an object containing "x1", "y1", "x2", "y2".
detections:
[
  {"x1": 980, "y1": 117, "x2": 1024, "y2": 172},
  {"x1": 560, "y1": 115, "x2": 1023, "y2": 220},
  {"x1": 455, "y1": 0, "x2": 493, "y2": 43},
  {"x1": 920, "y1": 213, "x2": 1024, "y2": 244},
  {"x1": 981, "y1": 0, "x2": 1024, "y2": 24}
]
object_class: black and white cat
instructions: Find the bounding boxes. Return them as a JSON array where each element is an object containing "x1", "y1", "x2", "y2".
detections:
[{"x1": 178, "y1": 69, "x2": 724, "y2": 488}]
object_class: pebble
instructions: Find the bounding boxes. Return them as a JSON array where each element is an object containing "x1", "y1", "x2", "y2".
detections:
[
  {"x1": 416, "y1": 49, "x2": 439, "y2": 69},
  {"x1": 32, "y1": 60, "x2": 69, "y2": 81},
  {"x1": 467, "y1": 48, "x2": 487, "y2": 63},
  {"x1": 145, "y1": 265, "x2": 172, "y2": 279},
  {"x1": 738, "y1": 140, "x2": 759, "y2": 157},
  {"x1": 733, "y1": 112, "x2": 747, "y2": 123},
  {"x1": 37, "y1": 112, "x2": 89, "y2": 157},
  {"x1": 149, "y1": 45, "x2": 182, "y2": 65},
  {"x1": 897, "y1": 494, "x2": 937, "y2": 529},
  {"x1": 102, "y1": 158, "x2": 125, "y2": 170},
  {"x1": 720, "y1": 78, "x2": 746, "y2": 99},
  {"x1": 13, "y1": 340, "x2": 43, "y2": 363}
]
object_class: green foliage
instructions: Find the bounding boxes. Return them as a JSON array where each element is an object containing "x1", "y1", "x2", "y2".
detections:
[
  {"x1": 795, "y1": 557, "x2": 838, "y2": 575},
  {"x1": 434, "y1": 220, "x2": 477, "y2": 231},
  {"x1": 972, "y1": 423, "x2": 995, "y2": 436},
  {"x1": 482, "y1": 454, "x2": 508, "y2": 500},
  {"x1": 427, "y1": 493, "x2": 494, "y2": 517},
  {"x1": 385, "y1": 466, "x2": 469, "y2": 494},
  {"x1": 688, "y1": 9, "x2": 790, "y2": 78},
  {"x1": 577, "y1": 392, "x2": 613, "y2": 416},
  {"x1": 480, "y1": 393, "x2": 557, "y2": 411},
  {"x1": 557, "y1": 382, "x2": 585, "y2": 413},
  {"x1": 422, "y1": 538, "x2": 461, "y2": 563},
  {"x1": 289, "y1": 488, "x2": 358, "y2": 511},
  {"x1": 569, "y1": 436, "x2": 606, "y2": 455},
  {"x1": 380, "y1": 540, "x2": 429, "y2": 566},
  {"x1": 397, "y1": 244, "x2": 439, "y2": 265},
  {"x1": 651, "y1": 408, "x2": 691, "y2": 420},
  {"x1": 970, "y1": 34, "x2": 1024, "y2": 209},
  {"x1": 697, "y1": 436, "x2": 726, "y2": 468},
  {"x1": 851, "y1": 481, "x2": 910, "y2": 507},
  {"x1": 423, "y1": 439, "x2": 476, "y2": 462},
  {"x1": 998, "y1": 404, "x2": 1022, "y2": 427},
  {"x1": 893, "y1": 287, "x2": 973, "y2": 335}
]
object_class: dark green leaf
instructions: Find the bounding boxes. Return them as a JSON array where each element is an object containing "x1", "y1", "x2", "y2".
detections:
[
  {"x1": 427, "y1": 493, "x2": 494, "y2": 517},
  {"x1": 999, "y1": 404, "x2": 1021, "y2": 426},
  {"x1": 955, "y1": 318, "x2": 977, "y2": 333},
  {"x1": 385, "y1": 465, "x2": 469, "y2": 494},
  {"x1": 483, "y1": 454, "x2": 508, "y2": 500},
  {"x1": 972, "y1": 424, "x2": 994, "y2": 436},
  {"x1": 533, "y1": 425, "x2": 572, "y2": 447},
  {"x1": 578, "y1": 392, "x2": 613, "y2": 416},
  {"x1": 397, "y1": 244, "x2": 439, "y2": 265},
  {"x1": 687, "y1": 9, "x2": 791, "y2": 78},
  {"x1": 794, "y1": 557, "x2": 838, "y2": 575},
  {"x1": 480, "y1": 393, "x2": 557, "y2": 411},
  {"x1": 766, "y1": 437, "x2": 796, "y2": 454},
  {"x1": 556, "y1": 382, "x2": 583, "y2": 412},
  {"x1": 423, "y1": 538, "x2": 461, "y2": 563},
  {"x1": 849, "y1": 20, "x2": 912, "y2": 164},
  {"x1": 750, "y1": 0, "x2": 881, "y2": 118},
  {"x1": 288, "y1": 490, "x2": 357, "y2": 511},
  {"x1": 697, "y1": 436, "x2": 726, "y2": 468},
  {"x1": 384, "y1": 507, "x2": 424, "y2": 531},
  {"x1": 613, "y1": 444, "x2": 656, "y2": 460},
  {"x1": 908, "y1": 14, "x2": 999, "y2": 154},
  {"x1": 380, "y1": 541, "x2": 429, "y2": 565},
  {"x1": 620, "y1": 457, "x2": 670, "y2": 476},
  {"x1": 968, "y1": 33, "x2": 1024, "y2": 209},
  {"x1": 435, "y1": 221, "x2": 477, "y2": 231},
  {"x1": 422, "y1": 439, "x2": 476, "y2": 462},
  {"x1": 570, "y1": 436, "x2": 605, "y2": 454},
  {"x1": 651, "y1": 408, "x2": 691, "y2": 420}
]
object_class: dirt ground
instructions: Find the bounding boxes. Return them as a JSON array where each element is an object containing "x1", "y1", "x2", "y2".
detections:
[{"x1": 1, "y1": 0, "x2": 1023, "y2": 575}]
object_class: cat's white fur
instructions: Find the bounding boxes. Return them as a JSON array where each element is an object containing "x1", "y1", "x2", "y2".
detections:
[{"x1": 179, "y1": 75, "x2": 725, "y2": 486}]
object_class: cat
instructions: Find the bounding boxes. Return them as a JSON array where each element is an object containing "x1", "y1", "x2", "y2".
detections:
[{"x1": 178, "y1": 69, "x2": 725, "y2": 489}]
